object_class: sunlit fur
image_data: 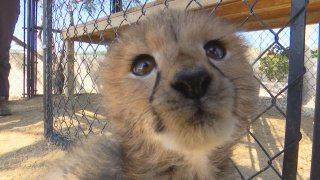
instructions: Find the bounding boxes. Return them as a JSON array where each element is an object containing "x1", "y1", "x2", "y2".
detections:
[{"x1": 46, "y1": 9, "x2": 259, "y2": 180}]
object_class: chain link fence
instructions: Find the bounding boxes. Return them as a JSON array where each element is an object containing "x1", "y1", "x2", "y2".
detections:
[
  {"x1": 42, "y1": 0, "x2": 319, "y2": 179},
  {"x1": 9, "y1": 0, "x2": 44, "y2": 99},
  {"x1": 10, "y1": 0, "x2": 29, "y2": 99}
]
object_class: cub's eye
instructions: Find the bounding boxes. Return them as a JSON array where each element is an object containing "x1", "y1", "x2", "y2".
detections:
[
  {"x1": 204, "y1": 40, "x2": 226, "y2": 60},
  {"x1": 131, "y1": 54, "x2": 156, "y2": 76}
]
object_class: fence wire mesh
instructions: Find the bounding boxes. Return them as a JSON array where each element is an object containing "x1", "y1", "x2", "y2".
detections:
[
  {"x1": 9, "y1": 0, "x2": 26, "y2": 99},
  {"x1": 9, "y1": 0, "x2": 45, "y2": 99},
  {"x1": 43, "y1": 0, "x2": 319, "y2": 179}
]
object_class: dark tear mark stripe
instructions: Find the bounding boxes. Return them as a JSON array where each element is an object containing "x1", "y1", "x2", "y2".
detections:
[
  {"x1": 151, "y1": 107, "x2": 166, "y2": 133},
  {"x1": 149, "y1": 72, "x2": 165, "y2": 133},
  {"x1": 149, "y1": 71, "x2": 162, "y2": 103},
  {"x1": 170, "y1": 24, "x2": 178, "y2": 42},
  {"x1": 208, "y1": 62, "x2": 227, "y2": 78}
]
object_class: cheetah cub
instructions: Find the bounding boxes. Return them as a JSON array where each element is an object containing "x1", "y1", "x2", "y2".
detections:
[{"x1": 47, "y1": 10, "x2": 259, "y2": 179}]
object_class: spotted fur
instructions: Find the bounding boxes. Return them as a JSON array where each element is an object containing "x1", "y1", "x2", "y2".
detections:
[{"x1": 46, "y1": 9, "x2": 259, "y2": 180}]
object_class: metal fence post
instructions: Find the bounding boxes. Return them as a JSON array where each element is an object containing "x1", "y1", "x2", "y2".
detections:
[
  {"x1": 26, "y1": 0, "x2": 38, "y2": 98},
  {"x1": 282, "y1": 0, "x2": 307, "y2": 179},
  {"x1": 310, "y1": 24, "x2": 320, "y2": 180},
  {"x1": 30, "y1": 0, "x2": 35, "y2": 97},
  {"x1": 111, "y1": 0, "x2": 122, "y2": 13},
  {"x1": 23, "y1": 0, "x2": 27, "y2": 97},
  {"x1": 26, "y1": 0, "x2": 31, "y2": 98},
  {"x1": 43, "y1": 0, "x2": 53, "y2": 138}
]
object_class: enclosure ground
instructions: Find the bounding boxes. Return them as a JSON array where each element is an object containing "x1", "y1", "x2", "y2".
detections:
[
  {"x1": 0, "y1": 96, "x2": 313, "y2": 180},
  {"x1": 0, "y1": 97, "x2": 63, "y2": 180}
]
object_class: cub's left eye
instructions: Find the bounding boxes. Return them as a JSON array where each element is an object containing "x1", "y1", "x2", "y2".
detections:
[
  {"x1": 131, "y1": 54, "x2": 156, "y2": 76},
  {"x1": 204, "y1": 40, "x2": 226, "y2": 60}
]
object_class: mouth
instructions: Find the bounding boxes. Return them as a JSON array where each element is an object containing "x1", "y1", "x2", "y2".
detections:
[
  {"x1": 192, "y1": 102, "x2": 208, "y2": 118},
  {"x1": 195, "y1": 108, "x2": 205, "y2": 116},
  {"x1": 153, "y1": 98, "x2": 236, "y2": 151},
  {"x1": 187, "y1": 105, "x2": 217, "y2": 127}
]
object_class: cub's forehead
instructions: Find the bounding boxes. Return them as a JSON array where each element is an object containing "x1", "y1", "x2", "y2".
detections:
[{"x1": 117, "y1": 10, "x2": 238, "y2": 52}]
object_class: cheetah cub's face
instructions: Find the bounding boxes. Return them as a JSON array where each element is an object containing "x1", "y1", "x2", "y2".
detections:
[{"x1": 103, "y1": 10, "x2": 258, "y2": 152}]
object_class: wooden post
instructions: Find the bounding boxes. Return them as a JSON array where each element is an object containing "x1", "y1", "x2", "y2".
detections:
[{"x1": 65, "y1": 39, "x2": 75, "y2": 98}]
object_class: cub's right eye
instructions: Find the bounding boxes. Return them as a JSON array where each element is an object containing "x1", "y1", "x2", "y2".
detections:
[
  {"x1": 204, "y1": 40, "x2": 226, "y2": 61},
  {"x1": 131, "y1": 54, "x2": 156, "y2": 76}
]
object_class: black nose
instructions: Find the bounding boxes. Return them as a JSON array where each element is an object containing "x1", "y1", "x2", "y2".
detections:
[{"x1": 171, "y1": 68, "x2": 211, "y2": 99}]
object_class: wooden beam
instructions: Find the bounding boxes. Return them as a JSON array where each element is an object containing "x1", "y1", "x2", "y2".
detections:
[
  {"x1": 65, "y1": 39, "x2": 75, "y2": 98},
  {"x1": 61, "y1": 0, "x2": 320, "y2": 43},
  {"x1": 12, "y1": 35, "x2": 44, "y2": 60},
  {"x1": 61, "y1": 0, "x2": 236, "y2": 42}
]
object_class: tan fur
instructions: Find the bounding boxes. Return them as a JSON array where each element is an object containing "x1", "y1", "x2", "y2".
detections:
[{"x1": 46, "y1": 9, "x2": 259, "y2": 180}]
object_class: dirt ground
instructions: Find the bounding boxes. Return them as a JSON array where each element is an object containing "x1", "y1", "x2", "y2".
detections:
[
  {"x1": 0, "y1": 97, "x2": 64, "y2": 180},
  {"x1": 0, "y1": 96, "x2": 314, "y2": 180}
]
